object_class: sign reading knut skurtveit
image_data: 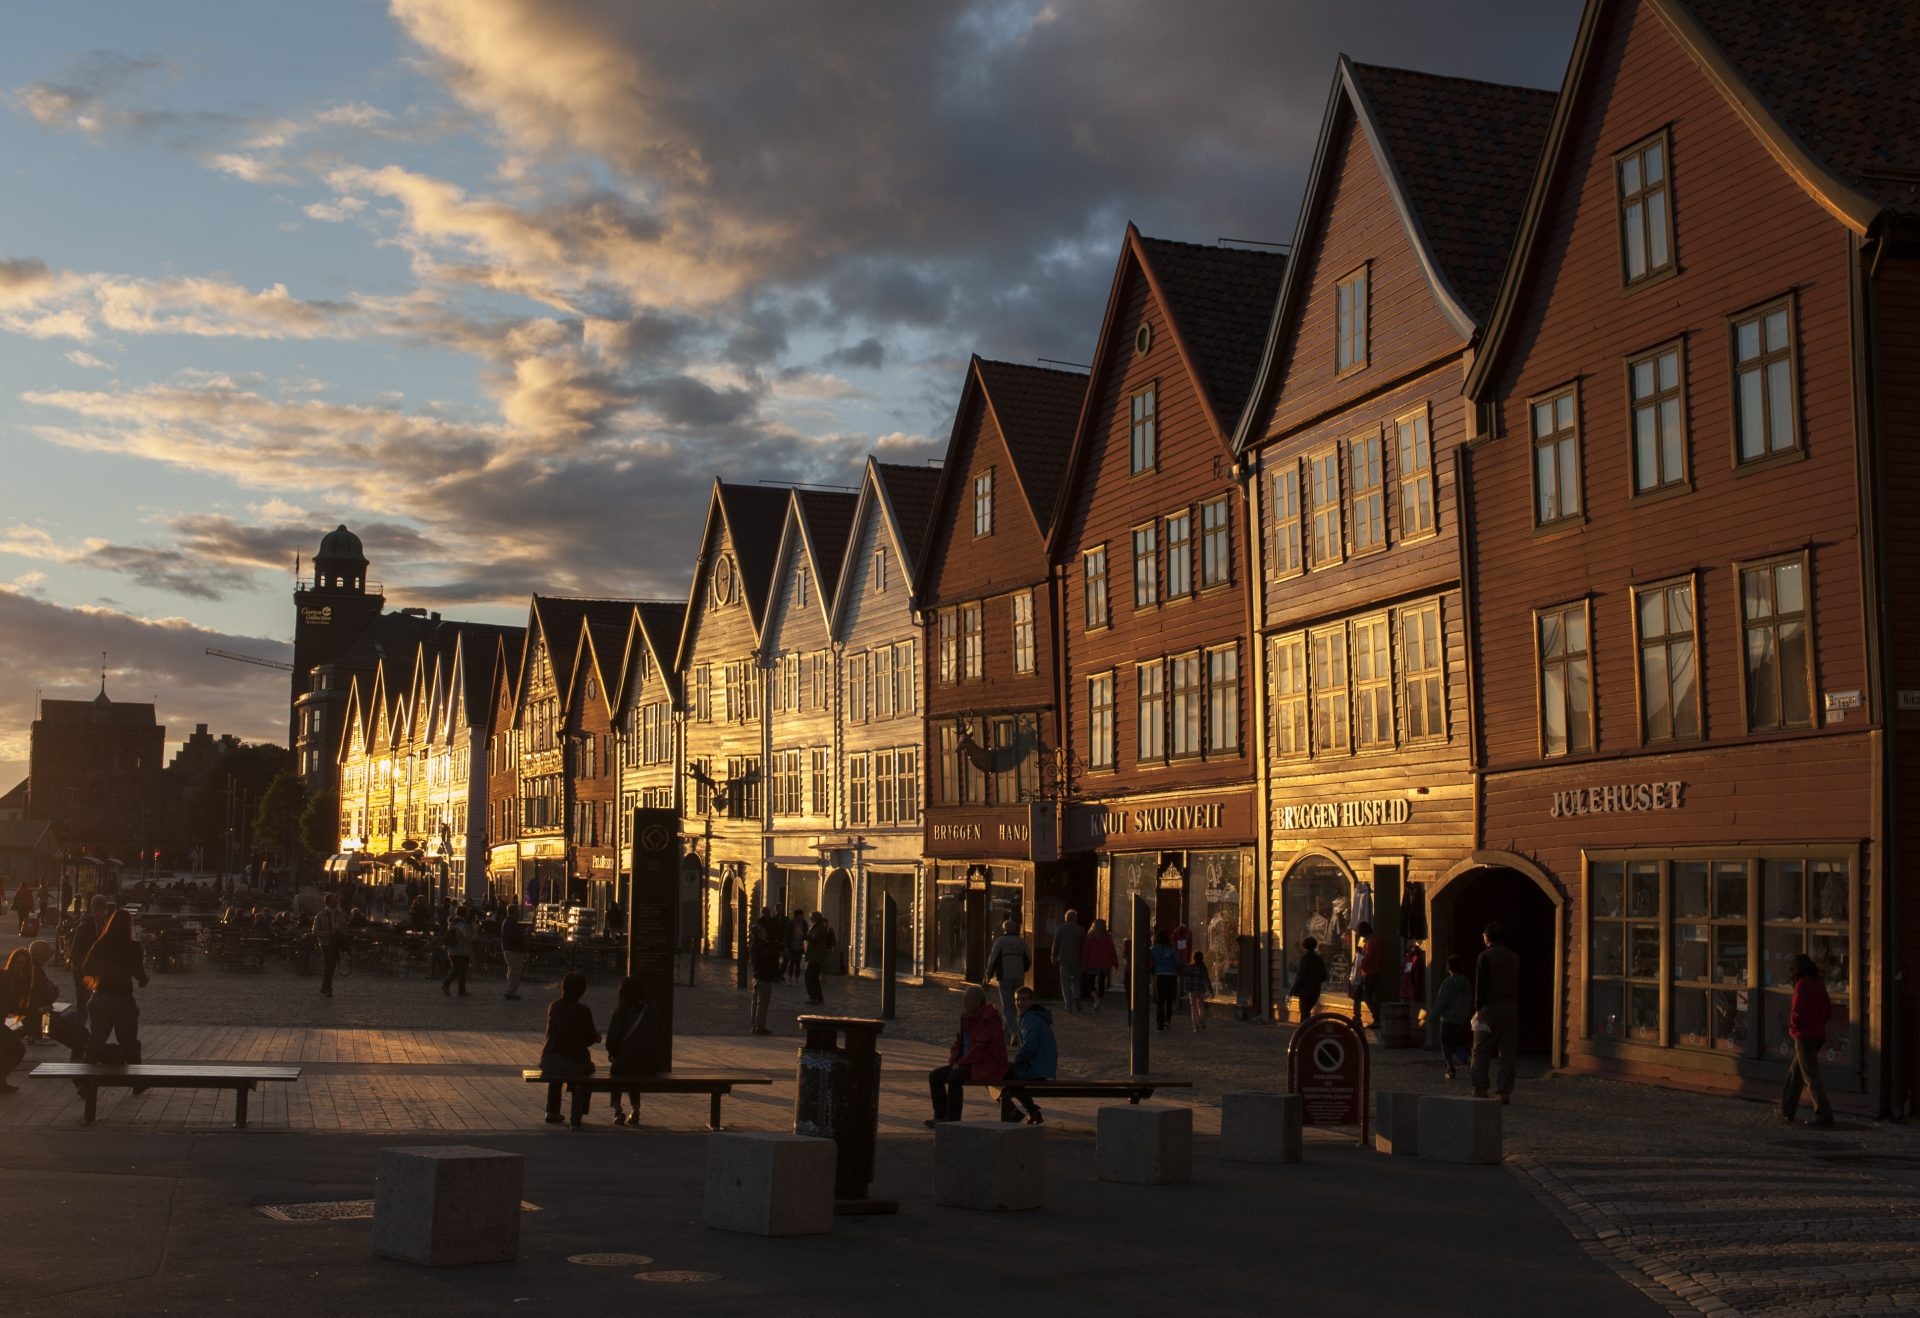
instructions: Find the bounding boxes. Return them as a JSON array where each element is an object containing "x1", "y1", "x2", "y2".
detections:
[{"x1": 1286, "y1": 1012, "x2": 1370, "y2": 1145}]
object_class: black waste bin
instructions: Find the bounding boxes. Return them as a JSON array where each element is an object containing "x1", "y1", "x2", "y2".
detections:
[{"x1": 793, "y1": 1015, "x2": 893, "y2": 1211}]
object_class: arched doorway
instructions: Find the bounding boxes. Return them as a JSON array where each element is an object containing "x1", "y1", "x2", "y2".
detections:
[
  {"x1": 1278, "y1": 851, "x2": 1358, "y2": 1018},
  {"x1": 1432, "y1": 856, "x2": 1563, "y2": 1060},
  {"x1": 717, "y1": 871, "x2": 738, "y2": 960},
  {"x1": 824, "y1": 868, "x2": 853, "y2": 974}
]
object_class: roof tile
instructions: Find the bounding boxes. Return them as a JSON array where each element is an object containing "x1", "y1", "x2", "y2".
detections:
[
  {"x1": 973, "y1": 359, "x2": 1086, "y2": 532},
  {"x1": 1136, "y1": 237, "x2": 1289, "y2": 427}
]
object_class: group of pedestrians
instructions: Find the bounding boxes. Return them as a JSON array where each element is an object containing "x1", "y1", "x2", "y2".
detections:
[
  {"x1": 1, "y1": 895, "x2": 150, "y2": 1096},
  {"x1": 748, "y1": 907, "x2": 838, "y2": 1035}
]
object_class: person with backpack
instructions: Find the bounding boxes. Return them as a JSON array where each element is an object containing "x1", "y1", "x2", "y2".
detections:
[
  {"x1": 803, "y1": 911, "x2": 836, "y2": 1005},
  {"x1": 749, "y1": 908, "x2": 785, "y2": 1034}
]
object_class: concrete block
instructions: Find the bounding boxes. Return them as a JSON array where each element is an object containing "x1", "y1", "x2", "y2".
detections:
[
  {"x1": 1096, "y1": 1104, "x2": 1192, "y2": 1185},
  {"x1": 933, "y1": 1120, "x2": 1044, "y2": 1211},
  {"x1": 1220, "y1": 1092, "x2": 1302, "y2": 1164},
  {"x1": 1373, "y1": 1091, "x2": 1420, "y2": 1156},
  {"x1": 372, "y1": 1145, "x2": 523, "y2": 1267},
  {"x1": 703, "y1": 1132, "x2": 836, "y2": 1236},
  {"x1": 1417, "y1": 1095, "x2": 1503, "y2": 1165}
]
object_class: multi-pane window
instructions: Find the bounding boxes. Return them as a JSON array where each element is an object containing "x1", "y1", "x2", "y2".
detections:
[
  {"x1": 1351, "y1": 615, "x2": 1393, "y2": 749},
  {"x1": 1269, "y1": 466, "x2": 1303, "y2": 578},
  {"x1": 1349, "y1": 431, "x2": 1384, "y2": 552},
  {"x1": 1396, "y1": 410, "x2": 1434, "y2": 538},
  {"x1": 1133, "y1": 524, "x2": 1160, "y2": 608},
  {"x1": 813, "y1": 650, "x2": 830, "y2": 710},
  {"x1": 1617, "y1": 133, "x2": 1673, "y2": 286},
  {"x1": 893, "y1": 640, "x2": 916, "y2": 715},
  {"x1": 894, "y1": 747, "x2": 920, "y2": 825},
  {"x1": 1310, "y1": 625, "x2": 1349, "y2": 754},
  {"x1": 772, "y1": 750, "x2": 803, "y2": 817},
  {"x1": 873, "y1": 548, "x2": 887, "y2": 594},
  {"x1": 1012, "y1": 592, "x2": 1035, "y2": 674},
  {"x1": 1336, "y1": 265, "x2": 1369, "y2": 372},
  {"x1": 1137, "y1": 661, "x2": 1166, "y2": 762},
  {"x1": 1740, "y1": 555, "x2": 1812, "y2": 731},
  {"x1": 1206, "y1": 645, "x2": 1239, "y2": 754},
  {"x1": 1308, "y1": 449, "x2": 1343, "y2": 566},
  {"x1": 1399, "y1": 602, "x2": 1445, "y2": 742},
  {"x1": 796, "y1": 566, "x2": 811, "y2": 610},
  {"x1": 1668, "y1": 860, "x2": 1748, "y2": 1053},
  {"x1": 875, "y1": 749, "x2": 896, "y2": 826},
  {"x1": 809, "y1": 748, "x2": 828, "y2": 817},
  {"x1": 973, "y1": 469, "x2": 994, "y2": 536},
  {"x1": 846, "y1": 652, "x2": 869, "y2": 723},
  {"x1": 1532, "y1": 388, "x2": 1581, "y2": 526},
  {"x1": 1636, "y1": 578, "x2": 1699, "y2": 743},
  {"x1": 1589, "y1": 859, "x2": 1662, "y2": 1042},
  {"x1": 1629, "y1": 345, "x2": 1687, "y2": 493},
  {"x1": 1733, "y1": 302, "x2": 1797, "y2": 462},
  {"x1": 960, "y1": 602, "x2": 983, "y2": 680},
  {"x1": 1200, "y1": 498, "x2": 1231, "y2": 588},
  {"x1": 1269, "y1": 635, "x2": 1308, "y2": 758},
  {"x1": 1761, "y1": 858, "x2": 1852, "y2": 1061},
  {"x1": 1088, "y1": 672, "x2": 1115, "y2": 769},
  {"x1": 1170, "y1": 653, "x2": 1203, "y2": 758},
  {"x1": 1539, "y1": 600, "x2": 1594, "y2": 756},
  {"x1": 938, "y1": 609, "x2": 957, "y2": 685},
  {"x1": 694, "y1": 665, "x2": 712, "y2": 722},
  {"x1": 873, "y1": 646, "x2": 895, "y2": 720},
  {"x1": 1084, "y1": 547, "x2": 1109, "y2": 629},
  {"x1": 1130, "y1": 386, "x2": 1158, "y2": 473},
  {"x1": 848, "y1": 753, "x2": 870, "y2": 826},
  {"x1": 1165, "y1": 511, "x2": 1192, "y2": 597}
]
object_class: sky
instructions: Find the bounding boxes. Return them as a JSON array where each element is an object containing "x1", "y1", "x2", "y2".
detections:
[{"x1": 0, "y1": 0, "x2": 1582, "y2": 786}]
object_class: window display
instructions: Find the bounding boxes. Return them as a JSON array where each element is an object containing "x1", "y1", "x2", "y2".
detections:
[{"x1": 1283, "y1": 858, "x2": 1351, "y2": 1003}]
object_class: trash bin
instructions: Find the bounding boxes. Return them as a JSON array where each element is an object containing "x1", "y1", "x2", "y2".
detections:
[
  {"x1": 1377, "y1": 1000, "x2": 1417, "y2": 1048},
  {"x1": 793, "y1": 1015, "x2": 894, "y2": 1212}
]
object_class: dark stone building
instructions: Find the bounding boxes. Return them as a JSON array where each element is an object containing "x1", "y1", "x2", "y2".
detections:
[{"x1": 28, "y1": 682, "x2": 165, "y2": 868}]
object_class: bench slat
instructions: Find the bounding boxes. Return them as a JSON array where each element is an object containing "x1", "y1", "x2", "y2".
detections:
[
  {"x1": 518, "y1": 1071, "x2": 771, "y2": 1089},
  {"x1": 31, "y1": 1063, "x2": 301, "y2": 1081}
]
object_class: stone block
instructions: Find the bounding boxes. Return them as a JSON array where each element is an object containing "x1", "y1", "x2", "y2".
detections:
[
  {"x1": 702, "y1": 1132, "x2": 836, "y2": 1236},
  {"x1": 1373, "y1": 1091, "x2": 1420, "y2": 1156},
  {"x1": 933, "y1": 1120, "x2": 1044, "y2": 1211},
  {"x1": 1220, "y1": 1092, "x2": 1302, "y2": 1164},
  {"x1": 1417, "y1": 1095, "x2": 1502, "y2": 1165},
  {"x1": 372, "y1": 1145, "x2": 523, "y2": 1267},
  {"x1": 1096, "y1": 1104, "x2": 1192, "y2": 1185}
]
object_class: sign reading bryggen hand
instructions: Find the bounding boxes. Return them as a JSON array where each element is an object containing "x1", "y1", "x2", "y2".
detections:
[{"x1": 925, "y1": 804, "x2": 1058, "y2": 862}]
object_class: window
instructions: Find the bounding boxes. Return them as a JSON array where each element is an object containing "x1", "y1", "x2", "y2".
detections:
[
  {"x1": 812, "y1": 649, "x2": 830, "y2": 710},
  {"x1": 1336, "y1": 265, "x2": 1369, "y2": 372},
  {"x1": 1636, "y1": 578, "x2": 1699, "y2": 743},
  {"x1": 1165, "y1": 510, "x2": 1192, "y2": 597},
  {"x1": 1617, "y1": 133, "x2": 1673, "y2": 285},
  {"x1": 1351, "y1": 615, "x2": 1393, "y2": 749},
  {"x1": 848, "y1": 752, "x2": 870, "y2": 826},
  {"x1": 1538, "y1": 600, "x2": 1594, "y2": 756},
  {"x1": 1761, "y1": 857, "x2": 1852, "y2": 1061},
  {"x1": 1349, "y1": 432, "x2": 1384, "y2": 552},
  {"x1": 875, "y1": 749, "x2": 896, "y2": 825},
  {"x1": 873, "y1": 548, "x2": 887, "y2": 593},
  {"x1": 1740, "y1": 555, "x2": 1812, "y2": 731},
  {"x1": 960, "y1": 602, "x2": 983, "y2": 679},
  {"x1": 1083, "y1": 547, "x2": 1109, "y2": 629},
  {"x1": 1088, "y1": 672, "x2": 1115, "y2": 769},
  {"x1": 1170, "y1": 652, "x2": 1202, "y2": 758},
  {"x1": 1137, "y1": 661, "x2": 1166, "y2": 762},
  {"x1": 1206, "y1": 645, "x2": 1239, "y2": 754},
  {"x1": 895, "y1": 748, "x2": 920, "y2": 824},
  {"x1": 796, "y1": 566, "x2": 811, "y2": 609},
  {"x1": 1399, "y1": 601, "x2": 1445, "y2": 742},
  {"x1": 1269, "y1": 634, "x2": 1308, "y2": 758},
  {"x1": 1012, "y1": 592, "x2": 1035, "y2": 673},
  {"x1": 1310, "y1": 625, "x2": 1349, "y2": 754},
  {"x1": 973, "y1": 469, "x2": 994, "y2": 536},
  {"x1": 873, "y1": 645, "x2": 895, "y2": 720},
  {"x1": 1589, "y1": 859, "x2": 1663, "y2": 1042},
  {"x1": 810, "y1": 748, "x2": 828, "y2": 817},
  {"x1": 847, "y1": 651, "x2": 869, "y2": 723},
  {"x1": 1133, "y1": 524, "x2": 1160, "y2": 608},
  {"x1": 1200, "y1": 497, "x2": 1231, "y2": 588},
  {"x1": 1733, "y1": 301, "x2": 1797, "y2": 462},
  {"x1": 1269, "y1": 466, "x2": 1303, "y2": 578},
  {"x1": 694, "y1": 665, "x2": 712, "y2": 723},
  {"x1": 1396, "y1": 409, "x2": 1434, "y2": 538},
  {"x1": 1531, "y1": 388, "x2": 1581, "y2": 525},
  {"x1": 1308, "y1": 448, "x2": 1343, "y2": 566},
  {"x1": 1130, "y1": 385, "x2": 1157, "y2": 473},
  {"x1": 938, "y1": 609, "x2": 957, "y2": 685},
  {"x1": 772, "y1": 750, "x2": 803, "y2": 817},
  {"x1": 988, "y1": 715, "x2": 1040, "y2": 803},
  {"x1": 1629, "y1": 345, "x2": 1687, "y2": 493},
  {"x1": 893, "y1": 640, "x2": 917, "y2": 715},
  {"x1": 779, "y1": 654, "x2": 800, "y2": 712}
]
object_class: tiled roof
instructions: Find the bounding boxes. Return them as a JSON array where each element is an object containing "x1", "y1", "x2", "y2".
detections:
[
  {"x1": 1683, "y1": 0, "x2": 1920, "y2": 219},
  {"x1": 38, "y1": 696, "x2": 158, "y2": 725},
  {"x1": 1349, "y1": 63, "x2": 1556, "y2": 323},
  {"x1": 795, "y1": 489, "x2": 859, "y2": 604},
  {"x1": 714, "y1": 483, "x2": 793, "y2": 629},
  {"x1": 454, "y1": 624, "x2": 524, "y2": 725},
  {"x1": 632, "y1": 600, "x2": 686, "y2": 703},
  {"x1": 874, "y1": 461, "x2": 944, "y2": 583},
  {"x1": 973, "y1": 359, "x2": 1086, "y2": 532},
  {"x1": 531, "y1": 596, "x2": 643, "y2": 707},
  {"x1": 1136, "y1": 236, "x2": 1288, "y2": 430}
]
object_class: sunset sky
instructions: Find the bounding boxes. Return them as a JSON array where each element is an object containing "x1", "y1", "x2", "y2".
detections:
[{"x1": 0, "y1": 1, "x2": 1579, "y2": 785}]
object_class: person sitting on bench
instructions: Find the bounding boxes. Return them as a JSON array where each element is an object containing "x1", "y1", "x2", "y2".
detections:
[
  {"x1": 539, "y1": 972, "x2": 599, "y2": 1128},
  {"x1": 1001, "y1": 986, "x2": 1057, "y2": 1126},
  {"x1": 926, "y1": 986, "x2": 1005, "y2": 1126},
  {"x1": 27, "y1": 941, "x2": 86, "y2": 1057}
]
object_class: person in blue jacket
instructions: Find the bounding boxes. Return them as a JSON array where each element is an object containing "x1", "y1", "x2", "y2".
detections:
[
  {"x1": 1150, "y1": 929, "x2": 1181, "y2": 1030},
  {"x1": 1001, "y1": 986, "x2": 1056, "y2": 1125}
]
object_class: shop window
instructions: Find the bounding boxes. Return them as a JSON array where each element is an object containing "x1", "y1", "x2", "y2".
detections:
[
  {"x1": 1282, "y1": 858, "x2": 1352, "y2": 999},
  {"x1": 1193, "y1": 849, "x2": 1247, "y2": 1001},
  {"x1": 1740, "y1": 554, "x2": 1812, "y2": 732},
  {"x1": 1760, "y1": 858, "x2": 1852, "y2": 1067},
  {"x1": 1588, "y1": 859, "x2": 1662, "y2": 1042},
  {"x1": 933, "y1": 875, "x2": 968, "y2": 977},
  {"x1": 1670, "y1": 859, "x2": 1749, "y2": 1053}
]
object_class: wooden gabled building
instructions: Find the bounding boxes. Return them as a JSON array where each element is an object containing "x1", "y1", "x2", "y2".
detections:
[
  {"x1": 1235, "y1": 60, "x2": 1552, "y2": 1023},
  {"x1": 612, "y1": 599, "x2": 687, "y2": 907},
  {"x1": 484, "y1": 629, "x2": 526, "y2": 902},
  {"x1": 568, "y1": 606, "x2": 634, "y2": 914}
]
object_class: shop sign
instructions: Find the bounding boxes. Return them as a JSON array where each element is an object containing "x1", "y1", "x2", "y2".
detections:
[
  {"x1": 1548, "y1": 780, "x2": 1685, "y2": 819},
  {"x1": 925, "y1": 807, "x2": 1042, "y2": 860},
  {"x1": 1274, "y1": 797, "x2": 1411, "y2": 831},
  {"x1": 1287, "y1": 1013, "x2": 1370, "y2": 1144},
  {"x1": 591, "y1": 854, "x2": 613, "y2": 871},
  {"x1": 1068, "y1": 789, "x2": 1254, "y2": 850},
  {"x1": 1898, "y1": 690, "x2": 1920, "y2": 713},
  {"x1": 300, "y1": 605, "x2": 333, "y2": 625}
]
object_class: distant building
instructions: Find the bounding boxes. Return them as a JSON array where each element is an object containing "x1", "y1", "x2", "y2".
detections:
[
  {"x1": 28, "y1": 680, "x2": 165, "y2": 868},
  {"x1": 0, "y1": 778, "x2": 26, "y2": 821}
]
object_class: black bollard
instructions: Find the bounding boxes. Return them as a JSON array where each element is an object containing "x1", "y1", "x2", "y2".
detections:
[
  {"x1": 735, "y1": 883, "x2": 749, "y2": 990},
  {"x1": 880, "y1": 894, "x2": 897, "y2": 1021},
  {"x1": 1130, "y1": 894, "x2": 1150, "y2": 1076}
]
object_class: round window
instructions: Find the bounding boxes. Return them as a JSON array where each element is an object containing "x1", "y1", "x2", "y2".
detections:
[
  {"x1": 1135, "y1": 322, "x2": 1152, "y2": 355},
  {"x1": 712, "y1": 555, "x2": 734, "y2": 605}
]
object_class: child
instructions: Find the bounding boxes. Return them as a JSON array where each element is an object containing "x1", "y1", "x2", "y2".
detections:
[
  {"x1": 1180, "y1": 952, "x2": 1214, "y2": 1032},
  {"x1": 1432, "y1": 953, "x2": 1474, "y2": 1080}
]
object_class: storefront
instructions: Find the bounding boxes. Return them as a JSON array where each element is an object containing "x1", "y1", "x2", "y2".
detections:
[{"x1": 922, "y1": 803, "x2": 1067, "y2": 985}]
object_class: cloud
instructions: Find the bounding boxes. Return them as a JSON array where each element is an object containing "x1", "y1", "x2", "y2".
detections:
[{"x1": 64, "y1": 349, "x2": 111, "y2": 369}]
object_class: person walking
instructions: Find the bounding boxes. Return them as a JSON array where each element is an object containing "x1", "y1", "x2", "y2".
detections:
[
  {"x1": 1350, "y1": 921, "x2": 1383, "y2": 1029},
  {"x1": 1051, "y1": 911, "x2": 1087, "y2": 1013},
  {"x1": 785, "y1": 909, "x2": 808, "y2": 985},
  {"x1": 539, "y1": 972, "x2": 599, "y2": 1128},
  {"x1": 1782, "y1": 953, "x2": 1836, "y2": 1128},
  {"x1": 749, "y1": 909, "x2": 784, "y2": 1034},
  {"x1": 1181, "y1": 951, "x2": 1214, "y2": 1032},
  {"x1": 314, "y1": 893, "x2": 345, "y2": 998},
  {"x1": 81, "y1": 909, "x2": 147, "y2": 1064},
  {"x1": 1290, "y1": 936, "x2": 1328, "y2": 1020},
  {"x1": 926, "y1": 986, "x2": 1006, "y2": 1125},
  {"x1": 441, "y1": 904, "x2": 474, "y2": 997},
  {"x1": 1082, "y1": 918, "x2": 1118, "y2": 1011},
  {"x1": 1432, "y1": 954, "x2": 1474, "y2": 1080},
  {"x1": 68, "y1": 895, "x2": 109, "y2": 1016},
  {"x1": 500, "y1": 905, "x2": 527, "y2": 1000},
  {"x1": 803, "y1": 911, "x2": 835, "y2": 1005},
  {"x1": 1149, "y1": 929, "x2": 1180, "y2": 1031},
  {"x1": 606, "y1": 975, "x2": 656, "y2": 1125},
  {"x1": 985, "y1": 918, "x2": 1030, "y2": 1034},
  {"x1": 1001, "y1": 986, "x2": 1056, "y2": 1125},
  {"x1": 1469, "y1": 921, "x2": 1521, "y2": 1104},
  {"x1": 10, "y1": 880, "x2": 32, "y2": 935}
]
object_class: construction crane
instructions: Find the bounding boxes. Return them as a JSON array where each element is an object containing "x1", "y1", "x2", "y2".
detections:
[{"x1": 205, "y1": 647, "x2": 294, "y2": 672}]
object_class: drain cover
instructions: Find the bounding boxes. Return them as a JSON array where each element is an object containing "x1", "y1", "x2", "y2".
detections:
[
  {"x1": 634, "y1": 1271, "x2": 719, "y2": 1284},
  {"x1": 570, "y1": 1253, "x2": 653, "y2": 1267},
  {"x1": 258, "y1": 1200, "x2": 541, "y2": 1222}
]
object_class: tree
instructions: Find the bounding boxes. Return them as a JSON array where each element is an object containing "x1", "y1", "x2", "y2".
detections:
[
  {"x1": 300, "y1": 788, "x2": 339, "y2": 860},
  {"x1": 254, "y1": 772, "x2": 309, "y2": 879}
]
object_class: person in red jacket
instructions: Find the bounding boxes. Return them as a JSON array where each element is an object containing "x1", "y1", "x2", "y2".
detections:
[
  {"x1": 926, "y1": 986, "x2": 1007, "y2": 1124},
  {"x1": 1783, "y1": 953, "x2": 1835, "y2": 1128}
]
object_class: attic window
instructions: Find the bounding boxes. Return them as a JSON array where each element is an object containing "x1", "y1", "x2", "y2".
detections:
[
  {"x1": 873, "y1": 548, "x2": 887, "y2": 593},
  {"x1": 1135, "y1": 322, "x2": 1152, "y2": 355}
]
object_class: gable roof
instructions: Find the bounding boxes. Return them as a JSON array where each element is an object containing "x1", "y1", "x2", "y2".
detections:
[
  {"x1": 614, "y1": 600, "x2": 687, "y2": 713},
  {"x1": 522, "y1": 596, "x2": 640, "y2": 714},
  {"x1": 453, "y1": 624, "x2": 524, "y2": 726},
  {"x1": 971, "y1": 358, "x2": 1088, "y2": 534},
  {"x1": 0, "y1": 778, "x2": 27, "y2": 812},
  {"x1": 793, "y1": 489, "x2": 859, "y2": 607},
  {"x1": 873, "y1": 461, "x2": 943, "y2": 587},
  {"x1": 675, "y1": 480, "x2": 792, "y2": 665}
]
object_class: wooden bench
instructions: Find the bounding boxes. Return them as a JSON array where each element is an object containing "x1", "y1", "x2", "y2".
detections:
[
  {"x1": 969, "y1": 1077, "x2": 1194, "y2": 1106},
  {"x1": 520, "y1": 1070, "x2": 772, "y2": 1130},
  {"x1": 30, "y1": 1062, "x2": 301, "y2": 1128}
]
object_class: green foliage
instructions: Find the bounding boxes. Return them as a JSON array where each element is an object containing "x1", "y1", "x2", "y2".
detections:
[
  {"x1": 300, "y1": 788, "x2": 339, "y2": 858},
  {"x1": 254, "y1": 771, "x2": 308, "y2": 863}
]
